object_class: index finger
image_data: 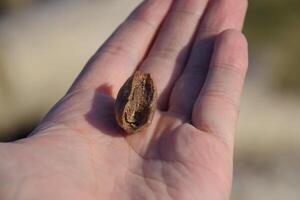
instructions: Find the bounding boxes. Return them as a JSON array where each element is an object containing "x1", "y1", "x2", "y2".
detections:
[{"x1": 69, "y1": 0, "x2": 173, "y2": 96}]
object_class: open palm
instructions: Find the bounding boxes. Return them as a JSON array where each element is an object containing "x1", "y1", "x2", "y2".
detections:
[{"x1": 0, "y1": 0, "x2": 248, "y2": 199}]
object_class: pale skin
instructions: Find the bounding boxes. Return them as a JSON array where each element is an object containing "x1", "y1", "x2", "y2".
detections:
[{"x1": 0, "y1": 0, "x2": 248, "y2": 199}]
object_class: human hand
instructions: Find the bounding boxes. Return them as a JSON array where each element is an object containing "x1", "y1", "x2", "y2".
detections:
[{"x1": 0, "y1": 0, "x2": 248, "y2": 199}]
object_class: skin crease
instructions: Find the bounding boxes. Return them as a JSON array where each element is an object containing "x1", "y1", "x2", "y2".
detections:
[{"x1": 0, "y1": 0, "x2": 248, "y2": 200}]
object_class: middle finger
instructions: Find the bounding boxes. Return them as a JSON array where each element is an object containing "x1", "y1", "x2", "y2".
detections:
[{"x1": 139, "y1": 0, "x2": 209, "y2": 110}]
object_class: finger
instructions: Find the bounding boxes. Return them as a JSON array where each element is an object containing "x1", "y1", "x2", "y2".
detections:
[
  {"x1": 139, "y1": 0, "x2": 209, "y2": 109},
  {"x1": 192, "y1": 30, "x2": 248, "y2": 146},
  {"x1": 169, "y1": 0, "x2": 248, "y2": 116},
  {"x1": 69, "y1": 0, "x2": 173, "y2": 96}
]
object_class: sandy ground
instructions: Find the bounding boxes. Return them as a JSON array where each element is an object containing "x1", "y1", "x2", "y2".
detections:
[
  {"x1": 0, "y1": 0, "x2": 139, "y2": 135},
  {"x1": 0, "y1": 0, "x2": 300, "y2": 199}
]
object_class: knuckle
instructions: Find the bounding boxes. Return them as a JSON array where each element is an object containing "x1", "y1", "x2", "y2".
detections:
[
  {"x1": 149, "y1": 47, "x2": 181, "y2": 61},
  {"x1": 202, "y1": 89, "x2": 240, "y2": 113},
  {"x1": 173, "y1": 8, "x2": 202, "y2": 20},
  {"x1": 103, "y1": 43, "x2": 128, "y2": 56},
  {"x1": 126, "y1": 17, "x2": 156, "y2": 31},
  {"x1": 198, "y1": 25, "x2": 221, "y2": 35},
  {"x1": 213, "y1": 62, "x2": 247, "y2": 80},
  {"x1": 101, "y1": 43, "x2": 136, "y2": 64}
]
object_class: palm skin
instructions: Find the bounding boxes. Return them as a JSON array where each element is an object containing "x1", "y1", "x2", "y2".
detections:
[
  {"x1": 1, "y1": 89, "x2": 231, "y2": 200},
  {"x1": 0, "y1": 0, "x2": 248, "y2": 200}
]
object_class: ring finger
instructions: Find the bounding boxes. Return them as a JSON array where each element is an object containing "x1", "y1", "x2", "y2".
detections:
[{"x1": 169, "y1": 0, "x2": 248, "y2": 117}]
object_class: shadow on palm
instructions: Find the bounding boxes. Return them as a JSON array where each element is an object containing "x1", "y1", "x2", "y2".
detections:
[
  {"x1": 83, "y1": 84, "x2": 230, "y2": 199},
  {"x1": 84, "y1": 83, "x2": 227, "y2": 168},
  {"x1": 85, "y1": 83, "x2": 186, "y2": 159}
]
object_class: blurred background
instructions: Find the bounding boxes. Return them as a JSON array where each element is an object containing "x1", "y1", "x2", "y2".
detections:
[{"x1": 0, "y1": 0, "x2": 299, "y2": 199}]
